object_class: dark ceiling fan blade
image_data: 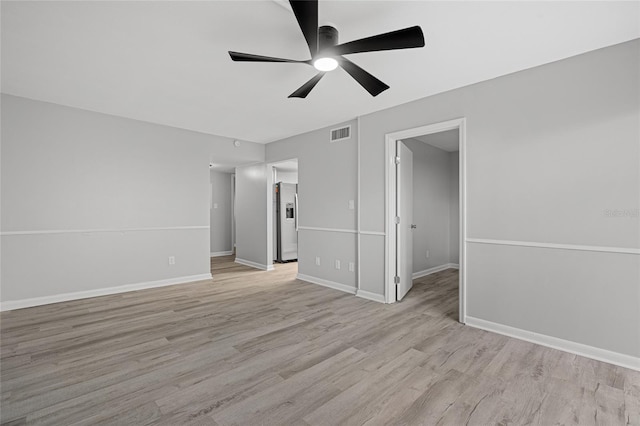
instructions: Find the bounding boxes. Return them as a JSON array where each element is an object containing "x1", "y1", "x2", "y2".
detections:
[
  {"x1": 288, "y1": 72, "x2": 325, "y2": 98},
  {"x1": 289, "y1": 0, "x2": 318, "y2": 56},
  {"x1": 332, "y1": 26, "x2": 425, "y2": 56},
  {"x1": 338, "y1": 57, "x2": 389, "y2": 97},
  {"x1": 229, "y1": 51, "x2": 310, "y2": 63}
]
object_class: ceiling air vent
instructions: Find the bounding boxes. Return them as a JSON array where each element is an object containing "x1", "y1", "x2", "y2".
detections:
[{"x1": 330, "y1": 125, "x2": 351, "y2": 143}]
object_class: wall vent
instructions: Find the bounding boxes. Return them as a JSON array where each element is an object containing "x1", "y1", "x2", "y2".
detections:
[{"x1": 330, "y1": 126, "x2": 351, "y2": 142}]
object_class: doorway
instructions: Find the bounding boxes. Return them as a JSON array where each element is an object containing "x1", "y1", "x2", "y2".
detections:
[
  {"x1": 209, "y1": 163, "x2": 235, "y2": 259},
  {"x1": 385, "y1": 118, "x2": 467, "y2": 323},
  {"x1": 266, "y1": 159, "x2": 299, "y2": 272}
]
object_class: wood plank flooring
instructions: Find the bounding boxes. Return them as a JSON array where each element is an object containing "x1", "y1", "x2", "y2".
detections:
[{"x1": 1, "y1": 256, "x2": 638, "y2": 425}]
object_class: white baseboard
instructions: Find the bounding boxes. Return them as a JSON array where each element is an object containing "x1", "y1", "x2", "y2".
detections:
[
  {"x1": 210, "y1": 251, "x2": 233, "y2": 257},
  {"x1": 296, "y1": 274, "x2": 356, "y2": 295},
  {"x1": 235, "y1": 258, "x2": 273, "y2": 271},
  {"x1": 413, "y1": 263, "x2": 459, "y2": 279},
  {"x1": 356, "y1": 289, "x2": 386, "y2": 303},
  {"x1": 465, "y1": 316, "x2": 640, "y2": 372},
  {"x1": 0, "y1": 273, "x2": 213, "y2": 312}
]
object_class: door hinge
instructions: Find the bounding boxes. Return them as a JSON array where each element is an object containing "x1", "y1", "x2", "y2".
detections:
[
  {"x1": 394, "y1": 156, "x2": 400, "y2": 165},
  {"x1": 394, "y1": 216, "x2": 400, "y2": 224},
  {"x1": 394, "y1": 276, "x2": 400, "y2": 284}
]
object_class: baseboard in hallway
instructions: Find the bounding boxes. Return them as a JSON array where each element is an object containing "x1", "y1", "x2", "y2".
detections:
[
  {"x1": 235, "y1": 257, "x2": 274, "y2": 271},
  {"x1": 296, "y1": 273, "x2": 356, "y2": 295},
  {"x1": 412, "y1": 263, "x2": 459, "y2": 280}
]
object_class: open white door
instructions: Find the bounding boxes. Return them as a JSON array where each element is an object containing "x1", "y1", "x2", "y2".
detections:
[{"x1": 396, "y1": 140, "x2": 414, "y2": 301}]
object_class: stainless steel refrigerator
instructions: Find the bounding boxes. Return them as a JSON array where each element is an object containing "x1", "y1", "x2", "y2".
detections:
[{"x1": 275, "y1": 182, "x2": 298, "y2": 262}]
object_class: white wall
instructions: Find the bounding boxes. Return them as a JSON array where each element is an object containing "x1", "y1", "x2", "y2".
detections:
[
  {"x1": 404, "y1": 139, "x2": 454, "y2": 273},
  {"x1": 210, "y1": 170, "x2": 233, "y2": 255},
  {"x1": 1, "y1": 94, "x2": 264, "y2": 308},
  {"x1": 266, "y1": 120, "x2": 357, "y2": 289},
  {"x1": 357, "y1": 40, "x2": 639, "y2": 358}
]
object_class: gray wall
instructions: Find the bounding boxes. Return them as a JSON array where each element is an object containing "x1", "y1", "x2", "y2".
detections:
[
  {"x1": 275, "y1": 170, "x2": 298, "y2": 184},
  {"x1": 404, "y1": 139, "x2": 453, "y2": 272},
  {"x1": 262, "y1": 40, "x2": 638, "y2": 359},
  {"x1": 235, "y1": 163, "x2": 268, "y2": 267},
  {"x1": 266, "y1": 120, "x2": 357, "y2": 288},
  {"x1": 449, "y1": 152, "x2": 460, "y2": 264},
  {"x1": 357, "y1": 40, "x2": 639, "y2": 357},
  {"x1": 210, "y1": 170, "x2": 233, "y2": 254},
  {"x1": 1, "y1": 94, "x2": 264, "y2": 304}
]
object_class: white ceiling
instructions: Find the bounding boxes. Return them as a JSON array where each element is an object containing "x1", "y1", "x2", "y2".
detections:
[
  {"x1": 413, "y1": 129, "x2": 459, "y2": 152},
  {"x1": 2, "y1": 1, "x2": 639, "y2": 144}
]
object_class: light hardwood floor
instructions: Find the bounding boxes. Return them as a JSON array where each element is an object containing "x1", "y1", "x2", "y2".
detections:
[{"x1": 1, "y1": 256, "x2": 638, "y2": 425}]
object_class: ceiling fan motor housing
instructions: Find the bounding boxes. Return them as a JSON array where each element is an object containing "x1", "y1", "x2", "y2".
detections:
[
  {"x1": 228, "y1": 0, "x2": 425, "y2": 98},
  {"x1": 318, "y1": 25, "x2": 339, "y2": 56}
]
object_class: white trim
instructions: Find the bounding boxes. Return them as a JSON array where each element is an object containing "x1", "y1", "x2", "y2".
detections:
[
  {"x1": 390, "y1": 119, "x2": 468, "y2": 139},
  {"x1": 231, "y1": 173, "x2": 236, "y2": 260},
  {"x1": 0, "y1": 273, "x2": 213, "y2": 312},
  {"x1": 210, "y1": 250, "x2": 233, "y2": 257},
  {"x1": 357, "y1": 116, "x2": 361, "y2": 292},
  {"x1": 360, "y1": 230, "x2": 386, "y2": 236},
  {"x1": 384, "y1": 136, "x2": 394, "y2": 303},
  {"x1": 355, "y1": 289, "x2": 386, "y2": 303},
  {"x1": 235, "y1": 258, "x2": 274, "y2": 271},
  {"x1": 466, "y1": 316, "x2": 640, "y2": 372},
  {"x1": 266, "y1": 161, "x2": 275, "y2": 266},
  {"x1": 297, "y1": 226, "x2": 357, "y2": 234},
  {"x1": 267, "y1": 164, "x2": 274, "y2": 267},
  {"x1": 384, "y1": 117, "x2": 467, "y2": 323},
  {"x1": 412, "y1": 263, "x2": 459, "y2": 279},
  {"x1": 459, "y1": 120, "x2": 467, "y2": 324},
  {"x1": 0, "y1": 226, "x2": 209, "y2": 236},
  {"x1": 466, "y1": 238, "x2": 640, "y2": 255},
  {"x1": 296, "y1": 274, "x2": 357, "y2": 295}
]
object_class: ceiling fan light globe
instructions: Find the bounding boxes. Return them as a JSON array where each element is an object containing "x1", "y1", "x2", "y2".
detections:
[{"x1": 313, "y1": 57, "x2": 338, "y2": 72}]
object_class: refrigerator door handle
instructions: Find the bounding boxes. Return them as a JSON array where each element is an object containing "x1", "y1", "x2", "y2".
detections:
[{"x1": 294, "y1": 193, "x2": 299, "y2": 232}]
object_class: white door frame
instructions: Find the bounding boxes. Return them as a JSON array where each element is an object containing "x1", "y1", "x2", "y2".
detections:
[
  {"x1": 231, "y1": 173, "x2": 236, "y2": 254},
  {"x1": 384, "y1": 118, "x2": 467, "y2": 323}
]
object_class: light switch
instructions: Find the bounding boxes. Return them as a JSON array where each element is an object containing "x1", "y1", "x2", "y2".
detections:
[
  {"x1": 348, "y1": 200, "x2": 355, "y2": 210},
  {"x1": 213, "y1": 203, "x2": 218, "y2": 209}
]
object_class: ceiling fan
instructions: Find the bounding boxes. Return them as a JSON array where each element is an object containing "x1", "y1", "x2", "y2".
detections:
[{"x1": 228, "y1": 0, "x2": 425, "y2": 98}]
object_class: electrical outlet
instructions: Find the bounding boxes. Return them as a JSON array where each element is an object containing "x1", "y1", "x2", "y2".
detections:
[
  {"x1": 335, "y1": 260, "x2": 341, "y2": 270},
  {"x1": 315, "y1": 256, "x2": 321, "y2": 266},
  {"x1": 426, "y1": 250, "x2": 430, "y2": 259},
  {"x1": 349, "y1": 262, "x2": 355, "y2": 272},
  {"x1": 168, "y1": 256, "x2": 176, "y2": 265},
  {"x1": 213, "y1": 203, "x2": 218, "y2": 209}
]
